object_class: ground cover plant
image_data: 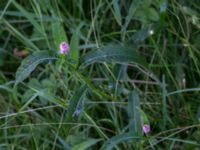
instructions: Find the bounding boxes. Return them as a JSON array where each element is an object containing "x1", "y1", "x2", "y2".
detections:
[{"x1": 0, "y1": 0, "x2": 200, "y2": 149}]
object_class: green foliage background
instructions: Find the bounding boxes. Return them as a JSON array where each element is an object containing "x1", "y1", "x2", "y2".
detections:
[{"x1": 0, "y1": 0, "x2": 200, "y2": 149}]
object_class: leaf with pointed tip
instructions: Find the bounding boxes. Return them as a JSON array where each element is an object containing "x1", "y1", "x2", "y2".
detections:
[
  {"x1": 69, "y1": 31, "x2": 79, "y2": 68},
  {"x1": 80, "y1": 44, "x2": 147, "y2": 69},
  {"x1": 71, "y1": 139, "x2": 101, "y2": 150},
  {"x1": 52, "y1": 21, "x2": 68, "y2": 50},
  {"x1": 103, "y1": 132, "x2": 141, "y2": 150},
  {"x1": 15, "y1": 51, "x2": 57, "y2": 85},
  {"x1": 66, "y1": 85, "x2": 87, "y2": 133},
  {"x1": 124, "y1": 0, "x2": 141, "y2": 30},
  {"x1": 128, "y1": 91, "x2": 142, "y2": 135},
  {"x1": 112, "y1": 0, "x2": 122, "y2": 26}
]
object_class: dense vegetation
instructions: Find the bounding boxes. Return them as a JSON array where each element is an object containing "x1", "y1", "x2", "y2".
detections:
[{"x1": 0, "y1": 0, "x2": 200, "y2": 149}]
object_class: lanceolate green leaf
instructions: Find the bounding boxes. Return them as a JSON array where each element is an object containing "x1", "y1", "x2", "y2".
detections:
[
  {"x1": 71, "y1": 139, "x2": 101, "y2": 150},
  {"x1": 66, "y1": 85, "x2": 87, "y2": 133},
  {"x1": 52, "y1": 21, "x2": 68, "y2": 50},
  {"x1": 80, "y1": 44, "x2": 147, "y2": 69},
  {"x1": 103, "y1": 132, "x2": 141, "y2": 150},
  {"x1": 128, "y1": 91, "x2": 142, "y2": 135},
  {"x1": 69, "y1": 31, "x2": 79, "y2": 68},
  {"x1": 15, "y1": 51, "x2": 57, "y2": 85}
]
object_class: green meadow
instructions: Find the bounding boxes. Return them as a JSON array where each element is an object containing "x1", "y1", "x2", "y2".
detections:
[{"x1": 0, "y1": 0, "x2": 200, "y2": 149}]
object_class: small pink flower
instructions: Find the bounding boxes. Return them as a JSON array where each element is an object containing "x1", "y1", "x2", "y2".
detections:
[
  {"x1": 143, "y1": 124, "x2": 150, "y2": 134},
  {"x1": 59, "y1": 42, "x2": 69, "y2": 54}
]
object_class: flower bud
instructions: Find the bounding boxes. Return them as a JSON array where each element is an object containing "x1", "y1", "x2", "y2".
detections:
[{"x1": 59, "y1": 42, "x2": 69, "y2": 54}]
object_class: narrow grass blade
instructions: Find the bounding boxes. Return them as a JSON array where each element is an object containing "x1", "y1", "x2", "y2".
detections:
[
  {"x1": 0, "y1": 0, "x2": 13, "y2": 19},
  {"x1": 112, "y1": 0, "x2": 122, "y2": 26},
  {"x1": 162, "y1": 75, "x2": 168, "y2": 129},
  {"x1": 83, "y1": 111, "x2": 109, "y2": 140},
  {"x1": 123, "y1": 0, "x2": 141, "y2": 31},
  {"x1": 12, "y1": 0, "x2": 43, "y2": 35},
  {"x1": 2, "y1": 19, "x2": 39, "y2": 51},
  {"x1": 113, "y1": 64, "x2": 128, "y2": 80},
  {"x1": 52, "y1": 131, "x2": 71, "y2": 150},
  {"x1": 75, "y1": 71, "x2": 113, "y2": 101},
  {"x1": 167, "y1": 88, "x2": 200, "y2": 96},
  {"x1": 0, "y1": 84, "x2": 13, "y2": 93}
]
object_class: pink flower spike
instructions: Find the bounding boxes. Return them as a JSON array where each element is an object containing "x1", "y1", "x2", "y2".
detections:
[
  {"x1": 143, "y1": 124, "x2": 150, "y2": 134},
  {"x1": 59, "y1": 42, "x2": 69, "y2": 54}
]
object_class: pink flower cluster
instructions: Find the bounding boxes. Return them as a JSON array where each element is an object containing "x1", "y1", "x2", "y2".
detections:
[
  {"x1": 143, "y1": 124, "x2": 150, "y2": 134},
  {"x1": 59, "y1": 42, "x2": 69, "y2": 54}
]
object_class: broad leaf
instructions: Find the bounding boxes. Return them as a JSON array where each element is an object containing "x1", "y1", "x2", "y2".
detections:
[
  {"x1": 71, "y1": 139, "x2": 101, "y2": 150},
  {"x1": 80, "y1": 44, "x2": 147, "y2": 69},
  {"x1": 52, "y1": 21, "x2": 68, "y2": 50},
  {"x1": 69, "y1": 31, "x2": 79, "y2": 68},
  {"x1": 66, "y1": 85, "x2": 87, "y2": 133},
  {"x1": 103, "y1": 132, "x2": 141, "y2": 150},
  {"x1": 128, "y1": 91, "x2": 142, "y2": 135},
  {"x1": 15, "y1": 51, "x2": 57, "y2": 85}
]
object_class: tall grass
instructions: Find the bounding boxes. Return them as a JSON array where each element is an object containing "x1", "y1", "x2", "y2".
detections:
[{"x1": 0, "y1": 0, "x2": 200, "y2": 149}]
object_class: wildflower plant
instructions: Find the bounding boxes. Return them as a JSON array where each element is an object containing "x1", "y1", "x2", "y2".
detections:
[
  {"x1": 1, "y1": 0, "x2": 199, "y2": 149},
  {"x1": 59, "y1": 42, "x2": 69, "y2": 55},
  {"x1": 143, "y1": 124, "x2": 150, "y2": 134}
]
